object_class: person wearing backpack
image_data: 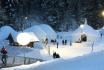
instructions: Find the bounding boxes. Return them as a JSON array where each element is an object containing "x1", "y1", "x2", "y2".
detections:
[{"x1": 1, "y1": 47, "x2": 8, "y2": 66}]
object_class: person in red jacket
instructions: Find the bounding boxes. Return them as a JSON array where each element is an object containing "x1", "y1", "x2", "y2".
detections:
[{"x1": 1, "y1": 47, "x2": 8, "y2": 66}]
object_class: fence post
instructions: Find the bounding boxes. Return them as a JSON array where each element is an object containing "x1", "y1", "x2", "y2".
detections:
[
  {"x1": 91, "y1": 41, "x2": 94, "y2": 52},
  {"x1": 28, "y1": 58, "x2": 31, "y2": 64},
  {"x1": 12, "y1": 56, "x2": 16, "y2": 64},
  {"x1": 24, "y1": 57, "x2": 26, "y2": 64}
]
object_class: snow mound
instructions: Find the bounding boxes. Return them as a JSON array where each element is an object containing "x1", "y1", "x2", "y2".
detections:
[
  {"x1": 72, "y1": 24, "x2": 100, "y2": 42},
  {"x1": 39, "y1": 24, "x2": 56, "y2": 41},
  {"x1": 24, "y1": 26, "x2": 47, "y2": 42},
  {"x1": 0, "y1": 26, "x2": 17, "y2": 41}
]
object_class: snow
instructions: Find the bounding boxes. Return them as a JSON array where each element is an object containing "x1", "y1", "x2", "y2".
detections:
[
  {"x1": 72, "y1": 23, "x2": 100, "y2": 42},
  {"x1": 33, "y1": 42, "x2": 45, "y2": 49},
  {"x1": 98, "y1": 28, "x2": 104, "y2": 35},
  {"x1": 39, "y1": 24, "x2": 57, "y2": 41},
  {"x1": 57, "y1": 31, "x2": 72, "y2": 41},
  {"x1": 1, "y1": 51, "x2": 104, "y2": 70},
  {"x1": 11, "y1": 31, "x2": 19, "y2": 42},
  {"x1": 0, "y1": 45, "x2": 52, "y2": 65},
  {"x1": 2, "y1": 37, "x2": 104, "y2": 70},
  {"x1": 24, "y1": 24, "x2": 57, "y2": 43},
  {"x1": 22, "y1": 32, "x2": 39, "y2": 42},
  {"x1": 1, "y1": 24, "x2": 104, "y2": 70},
  {"x1": 24, "y1": 25, "x2": 47, "y2": 42},
  {"x1": 45, "y1": 39, "x2": 104, "y2": 59},
  {"x1": 0, "y1": 26, "x2": 17, "y2": 41}
]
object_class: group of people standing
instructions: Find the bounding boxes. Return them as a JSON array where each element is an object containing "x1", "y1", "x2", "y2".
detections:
[{"x1": 62, "y1": 40, "x2": 67, "y2": 45}]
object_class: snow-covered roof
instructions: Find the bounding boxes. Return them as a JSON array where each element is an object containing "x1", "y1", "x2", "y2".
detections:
[
  {"x1": 39, "y1": 24, "x2": 56, "y2": 40},
  {"x1": 72, "y1": 23, "x2": 100, "y2": 42},
  {"x1": 24, "y1": 26, "x2": 47, "y2": 42},
  {"x1": 0, "y1": 26, "x2": 17, "y2": 41},
  {"x1": 11, "y1": 31, "x2": 19, "y2": 42},
  {"x1": 26, "y1": 32, "x2": 39, "y2": 42},
  {"x1": 74, "y1": 24, "x2": 98, "y2": 35}
]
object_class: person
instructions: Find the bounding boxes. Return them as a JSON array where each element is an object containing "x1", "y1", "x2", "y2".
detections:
[
  {"x1": 53, "y1": 52, "x2": 56, "y2": 58},
  {"x1": 1, "y1": 47, "x2": 8, "y2": 66},
  {"x1": 56, "y1": 53, "x2": 60, "y2": 58},
  {"x1": 101, "y1": 33, "x2": 102, "y2": 38},
  {"x1": 70, "y1": 40, "x2": 72, "y2": 46},
  {"x1": 45, "y1": 38, "x2": 48, "y2": 45},
  {"x1": 53, "y1": 52, "x2": 60, "y2": 58},
  {"x1": 64, "y1": 40, "x2": 67, "y2": 45},
  {"x1": 62, "y1": 40, "x2": 64, "y2": 45},
  {"x1": 54, "y1": 39, "x2": 56, "y2": 44},
  {"x1": 57, "y1": 42, "x2": 59, "y2": 48}
]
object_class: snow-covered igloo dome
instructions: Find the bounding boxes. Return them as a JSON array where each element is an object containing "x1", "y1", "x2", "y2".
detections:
[
  {"x1": 0, "y1": 26, "x2": 17, "y2": 41},
  {"x1": 39, "y1": 24, "x2": 56, "y2": 41},
  {"x1": 24, "y1": 26, "x2": 47, "y2": 42},
  {"x1": 72, "y1": 23, "x2": 100, "y2": 42}
]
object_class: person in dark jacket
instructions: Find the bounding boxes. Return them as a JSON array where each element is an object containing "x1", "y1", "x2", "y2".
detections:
[
  {"x1": 53, "y1": 52, "x2": 56, "y2": 58},
  {"x1": 53, "y1": 52, "x2": 60, "y2": 58},
  {"x1": 56, "y1": 53, "x2": 60, "y2": 58},
  {"x1": 57, "y1": 42, "x2": 59, "y2": 48},
  {"x1": 45, "y1": 38, "x2": 48, "y2": 46},
  {"x1": 1, "y1": 47, "x2": 8, "y2": 66},
  {"x1": 62, "y1": 40, "x2": 64, "y2": 45},
  {"x1": 64, "y1": 40, "x2": 67, "y2": 45}
]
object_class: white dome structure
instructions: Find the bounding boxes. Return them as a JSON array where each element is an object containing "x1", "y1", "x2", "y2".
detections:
[
  {"x1": 24, "y1": 26, "x2": 47, "y2": 42},
  {"x1": 39, "y1": 24, "x2": 56, "y2": 40},
  {"x1": 72, "y1": 20, "x2": 100, "y2": 42},
  {"x1": 28, "y1": 32, "x2": 39, "y2": 42},
  {"x1": 0, "y1": 26, "x2": 17, "y2": 41}
]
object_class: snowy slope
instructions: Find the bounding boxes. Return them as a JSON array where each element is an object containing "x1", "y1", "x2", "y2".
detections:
[{"x1": 1, "y1": 51, "x2": 104, "y2": 70}]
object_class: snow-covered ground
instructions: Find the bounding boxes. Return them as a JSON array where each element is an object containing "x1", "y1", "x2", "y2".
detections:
[
  {"x1": 1, "y1": 25, "x2": 104, "y2": 70},
  {"x1": 1, "y1": 37, "x2": 104, "y2": 70},
  {"x1": 1, "y1": 50, "x2": 104, "y2": 70},
  {"x1": 45, "y1": 35, "x2": 104, "y2": 59}
]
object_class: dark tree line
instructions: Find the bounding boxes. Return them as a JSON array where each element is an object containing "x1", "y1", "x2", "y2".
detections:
[{"x1": 0, "y1": 0, "x2": 104, "y2": 31}]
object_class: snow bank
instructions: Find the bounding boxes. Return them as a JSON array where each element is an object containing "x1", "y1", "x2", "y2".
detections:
[{"x1": 2, "y1": 51, "x2": 104, "y2": 70}]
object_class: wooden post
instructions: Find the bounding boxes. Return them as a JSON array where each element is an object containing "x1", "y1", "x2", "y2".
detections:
[
  {"x1": 91, "y1": 41, "x2": 94, "y2": 52},
  {"x1": 12, "y1": 56, "x2": 16, "y2": 64},
  {"x1": 24, "y1": 57, "x2": 26, "y2": 64},
  {"x1": 28, "y1": 58, "x2": 31, "y2": 64}
]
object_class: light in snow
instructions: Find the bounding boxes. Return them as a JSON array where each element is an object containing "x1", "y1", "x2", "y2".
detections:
[
  {"x1": 80, "y1": 24, "x2": 84, "y2": 28},
  {"x1": 17, "y1": 32, "x2": 31, "y2": 45}
]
